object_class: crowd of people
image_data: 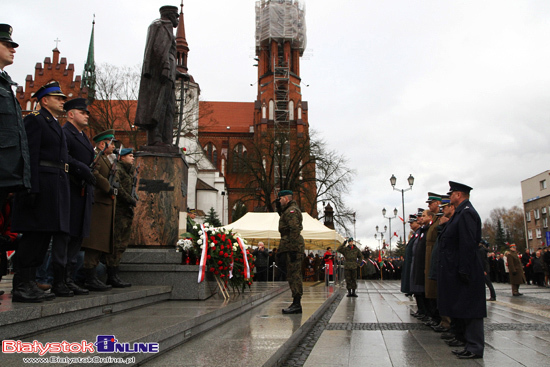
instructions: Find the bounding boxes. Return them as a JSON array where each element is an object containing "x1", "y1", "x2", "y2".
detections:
[{"x1": 0, "y1": 24, "x2": 137, "y2": 303}]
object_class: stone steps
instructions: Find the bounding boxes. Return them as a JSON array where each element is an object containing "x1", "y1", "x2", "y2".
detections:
[
  {"x1": 0, "y1": 283, "x2": 289, "y2": 367},
  {"x1": 0, "y1": 285, "x2": 172, "y2": 341}
]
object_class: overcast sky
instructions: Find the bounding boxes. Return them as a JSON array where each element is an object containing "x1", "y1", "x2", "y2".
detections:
[{"x1": 5, "y1": 0, "x2": 550, "y2": 250}]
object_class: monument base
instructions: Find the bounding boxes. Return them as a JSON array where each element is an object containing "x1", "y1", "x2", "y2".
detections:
[
  {"x1": 119, "y1": 248, "x2": 217, "y2": 300},
  {"x1": 130, "y1": 149, "x2": 188, "y2": 247}
]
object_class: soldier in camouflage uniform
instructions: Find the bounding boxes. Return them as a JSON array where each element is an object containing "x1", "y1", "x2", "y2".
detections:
[
  {"x1": 338, "y1": 238, "x2": 363, "y2": 297},
  {"x1": 105, "y1": 148, "x2": 137, "y2": 288},
  {"x1": 277, "y1": 190, "x2": 305, "y2": 314}
]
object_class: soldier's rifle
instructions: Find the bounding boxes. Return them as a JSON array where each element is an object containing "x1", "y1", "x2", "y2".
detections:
[
  {"x1": 107, "y1": 148, "x2": 120, "y2": 199},
  {"x1": 80, "y1": 137, "x2": 114, "y2": 196},
  {"x1": 131, "y1": 163, "x2": 140, "y2": 202}
]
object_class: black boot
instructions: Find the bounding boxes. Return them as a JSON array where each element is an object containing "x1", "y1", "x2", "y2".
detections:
[
  {"x1": 351, "y1": 289, "x2": 358, "y2": 297},
  {"x1": 12, "y1": 268, "x2": 46, "y2": 303},
  {"x1": 282, "y1": 295, "x2": 302, "y2": 314},
  {"x1": 106, "y1": 266, "x2": 131, "y2": 288},
  {"x1": 65, "y1": 264, "x2": 89, "y2": 295},
  {"x1": 347, "y1": 289, "x2": 352, "y2": 297},
  {"x1": 51, "y1": 264, "x2": 74, "y2": 297},
  {"x1": 84, "y1": 267, "x2": 112, "y2": 292}
]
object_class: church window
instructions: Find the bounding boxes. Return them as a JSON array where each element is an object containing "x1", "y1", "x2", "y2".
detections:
[
  {"x1": 268, "y1": 100, "x2": 274, "y2": 120},
  {"x1": 289, "y1": 100, "x2": 294, "y2": 120},
  {"x1": 203, "y1": 143, "x2": 217, "y2": 165},
  {"x1": 232, "y1": 143, "x2": 248, "y2": 173}
]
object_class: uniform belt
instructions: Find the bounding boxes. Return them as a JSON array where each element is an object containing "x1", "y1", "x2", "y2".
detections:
[{"x1": 39, "y1": 160, "x2": 69, "y2": 173}]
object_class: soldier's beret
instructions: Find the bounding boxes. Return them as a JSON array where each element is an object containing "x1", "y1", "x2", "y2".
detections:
[
  {"x1": 426, "y1": 192, "x2": 442, "y2": 203},
  {"x1": 32, "y1": 81, "x2": 67, "y2": 101},
  {"x1": 278, "y1": 190, "x2": 293, "y2": 198},
  {"x1": 348, "y1": 237, "x2": 354, "y2": 242},
  {"x1": 93, "y1": 129, "x2": 115, "y2": 143},
  {"x1": 0, "y1": 24, "x2": 18, "y2": 48},
  {"x1": 119, "y1": 148, "x2": 133, "y2": 156},
  {"x1": 447, "y1": 181, "x2": 473, "y2": 195},
  {"x1": 64, "y1": 98, "x2": 90, "y2": 114}
]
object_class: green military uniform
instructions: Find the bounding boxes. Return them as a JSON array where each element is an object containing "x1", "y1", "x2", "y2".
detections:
[
  {"x1": 106, "y1": 159, "x2": 135, "y2": 267},
  {"x1": 337, "y1": 239, "x2": 363, "y2": 295},
  {"x1": 279, "y1": 199, "x2": 305, "y2": 298}
]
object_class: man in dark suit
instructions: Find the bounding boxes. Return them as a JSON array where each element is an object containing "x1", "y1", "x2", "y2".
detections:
[
  {"x1": 438, "y1": 181, "x2": 485, "y2": 359},
  {"x1": 11, "y1": 81, "x2": 70, "y2": 302},
  {"x1": 52, "y1": 98, "x2": 96, "y2": 296}
]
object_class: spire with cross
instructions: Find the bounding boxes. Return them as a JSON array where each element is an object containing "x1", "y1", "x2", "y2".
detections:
[{"x1": 54, "y1": 37, "x2": 61, "y2": 49}]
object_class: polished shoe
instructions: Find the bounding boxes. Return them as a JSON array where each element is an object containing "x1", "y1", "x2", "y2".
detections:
[
  {"x1": 487, "y1": 297, "x2": 496, "y2": 301},
  {"x1": 452, "y1": 349, "x2": 467, "y2": 355},
  {"x1": 513, "y1": 293, "x2": 523, "y2": 297},
  {"x1": 51, "y1": 282, "x2": 74, "y2": 297},
  {"x1": 350, "y1": 289, "x2": 358, "y2": 297},
  {"x1": 66, "y1": 265, "x2": 89, "y2": 295},
  {"x1": 432, "y1": 325, "x2": 450, "y2": 333},
  {"x1": 440, "y1": 332, "x2": 455, "y2": 340},
  {"x1": 457, "y1": 351, "x2": 482, "y2": 359},
  {"x1": 419, "y1": 315, "x2": 431, "y2": 322},
  {"x1": 446, "y1": 338, "x2": 466, "y2": 347},
  {"x1": 347, "y1": 289, "x2": 352, "y2": 297}
]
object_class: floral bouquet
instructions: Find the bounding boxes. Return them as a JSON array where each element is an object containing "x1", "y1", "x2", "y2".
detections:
[{"x1": 184, "y1": 222, "x2": 254, "y2": 294}]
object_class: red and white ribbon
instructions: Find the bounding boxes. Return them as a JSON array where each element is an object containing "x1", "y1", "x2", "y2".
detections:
[
  {"x1": 197, "y1": 224, "x2": 209, "y2": 283},
  {"x1": 236, "y1": 237, "x2": 251, "y2": 279}
]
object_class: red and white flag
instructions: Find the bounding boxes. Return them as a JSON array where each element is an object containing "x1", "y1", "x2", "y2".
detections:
[{"x1": 197, "y1": 224, "x2": 209, "y2": 283}]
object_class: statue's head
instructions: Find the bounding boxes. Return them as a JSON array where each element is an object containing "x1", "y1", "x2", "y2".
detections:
[{"x1": 160, "y1": 5, "x2": 179, "y2": 27}]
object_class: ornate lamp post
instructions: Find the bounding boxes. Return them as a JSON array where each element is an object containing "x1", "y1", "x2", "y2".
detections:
[
  {"x1": 390, "y1": 174, "x2": 414, "y2": 243},
  {"x1": 382, "y1": 207, "x2": 398, "y2": 254},
  {"x1": 375, "y1": 225, "x2": 387, "y2": 253}
]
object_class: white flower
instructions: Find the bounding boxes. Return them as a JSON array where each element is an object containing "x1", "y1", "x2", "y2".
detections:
[
  {"x1": 204, "y1": 222, "x2": 210, "y2": 228},
  {"x1": 210, "y1": 243, "x2": 215, "y2": 248},
  {"x1": 197, "y1": 239, "x2": 203, "y2": 245},
  {"x1": 233, "y1": 245, "x2": 238, "y2": 251},
  {"x1": 200, "y1": 244, "x2": 204, "y2": 249},
  {"x1": 198, "y1": 230, "x2": 203, "y2": 236},
  {"x1": 193, "y1": 225, "x2": 198, "y2": 230}
]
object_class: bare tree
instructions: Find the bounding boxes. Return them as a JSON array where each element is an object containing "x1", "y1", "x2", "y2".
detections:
[
  {"x1": 231, "y1": 129, "x2": 355, "y2": 234},
  {"x1": 89, "y1": 63, "x2": 141, "y2": 146},
  {"x1": 482, "y1": 206, "x2": 526, "y2": 252}
]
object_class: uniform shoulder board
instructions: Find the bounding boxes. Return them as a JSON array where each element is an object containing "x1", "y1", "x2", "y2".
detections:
[{"x1": 31, "y1": 111, "x2": 39, "y2": 115}]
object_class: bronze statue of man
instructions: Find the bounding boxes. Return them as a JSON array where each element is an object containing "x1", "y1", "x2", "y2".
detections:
[{"x1": 135, "y1": 5, "x2": 179, "y2": 146}]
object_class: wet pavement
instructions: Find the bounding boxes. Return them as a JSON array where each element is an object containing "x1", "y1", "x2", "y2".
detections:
[{"x1": 143, "y1": 280, "x2": 550, "y2": 367}]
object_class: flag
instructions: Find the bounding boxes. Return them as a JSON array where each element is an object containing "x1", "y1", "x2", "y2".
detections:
[
  {"x1": 377, "y1": 251, "x2": 382, "y2": 263},
  {"x1": 398, "y1": 216, "x2": 404, "y2": 222},
  {"x1": 393, "y1": 231, "x2": 398, "y2": 238}
]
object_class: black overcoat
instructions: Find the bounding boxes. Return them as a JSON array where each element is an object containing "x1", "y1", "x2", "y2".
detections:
[
  {"x1": 437, "y1": 199, "x2": 486, "y2": 319},
  {"x1": 11, "y1": 108, "x2": 70, "y2": 233},
  {"x1": 400, "y1": 230, "x2": 417, "y2": 294},
  {"x1": 0, "y1": 72, "x2": 30, "y2": 190},
  {"x1": 62, "y1": 122, "x2": 94, "y2": 238}
]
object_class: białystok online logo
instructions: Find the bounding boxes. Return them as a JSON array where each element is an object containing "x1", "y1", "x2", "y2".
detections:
[{"x1": 2, "y1": 335, "x2": 159, "y2": 356}]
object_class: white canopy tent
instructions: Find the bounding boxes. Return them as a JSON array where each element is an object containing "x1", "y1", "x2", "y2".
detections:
[{"x1": 220, "y1": 212, "x2": 346, "y2": 250}]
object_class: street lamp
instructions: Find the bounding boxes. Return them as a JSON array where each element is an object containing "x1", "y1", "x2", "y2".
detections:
[
  {"x1": 375, "y1": 225, "x2": 387, "y2": 253},
  {"x1": 353, "y1": 212, "x2": 356, "y2": 239},
  {"x1": 390, "y1": 174, "x2": 414, "y2": 243},
  {"x1": 382, "y1": 207, "x2": 398, "y2": 254}
]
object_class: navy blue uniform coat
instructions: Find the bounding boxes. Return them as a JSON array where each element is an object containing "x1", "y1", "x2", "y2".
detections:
[
  {"x1": 63, "y1": 122, "x2": 94, "y2": 238},
  {"x1": 11, "y1": 108, "x2": 70, "y2": 233},
  {"x1": 437, "y1": 199, "x2": 486, "y2": 319}
]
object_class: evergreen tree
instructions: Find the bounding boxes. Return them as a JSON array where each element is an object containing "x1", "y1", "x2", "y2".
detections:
[
  {"x1": 206, "y1": 207, "x2": 222, "y2": 227},
  {"x1": 495, "y1": 219, "x2": 506, "y2": 252}
]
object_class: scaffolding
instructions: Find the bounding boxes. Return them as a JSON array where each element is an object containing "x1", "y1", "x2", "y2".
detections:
[{"x1": 255, "y1": 0, "x2": 306, "y2": 190}]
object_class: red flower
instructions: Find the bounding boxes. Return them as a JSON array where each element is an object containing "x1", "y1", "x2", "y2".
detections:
[
  {"x1": 224, "y1": 253, "x2": 229, "y2": 258},
  {"x1": 215, "y1": 271, "x2": 219, "y2": 275},
  {"x1": 209, "y1": 267, "x2": 215, "y2": 272},
  {"x1": 220, "y1": 274, "x2": 225, "y2": 278},
  {"x1": 218, "y1": 260, "x2": 222, "y2": 265},
  {"x1": 219, "y1": 265, "x2": 224, "y2": 270},
  {"x1": 219, "y1": 251, "x2": 224, "y2": 256},
  {"x1": 207, "y1": 255, "x2": 211, "y2": 260},
  {"x1": 220, "y1": 245, "x2": 224, "y2": 250}
]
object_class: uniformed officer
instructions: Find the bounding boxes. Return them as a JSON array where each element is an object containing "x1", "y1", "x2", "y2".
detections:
[
  {"x1": 81, "y1": 130, "x2": 118, "y2": 292},
  {"x1": 11, "y1": 81, "x2": 70, "y2": 302},
  {"x1": 0, "y1": 24, "x2": 30, "y2": 211},
  {"x1": 438, "y1": 181, "x2": 485, "y2": 359},
  {"x1": 105, "y1": 148, "x2": 136, "y2": 288},
  {"x1": 54, "y1": 98, "x2": 96, "y2": 296},
  {"x1": 337, "y1": 237, "x2": 364, "y2": 297},
  {"x1": 277, "y1": 190, "x2": 305, "y2": 314}
]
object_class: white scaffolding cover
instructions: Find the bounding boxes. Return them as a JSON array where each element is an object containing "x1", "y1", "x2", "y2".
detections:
[{"x1": 255, "y1": 0, "x2": 307, "y2": 55}]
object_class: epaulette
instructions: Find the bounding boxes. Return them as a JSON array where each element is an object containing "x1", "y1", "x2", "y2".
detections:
[{"x1": 31, "y1": 111, "x2": 39, "y2": 116}]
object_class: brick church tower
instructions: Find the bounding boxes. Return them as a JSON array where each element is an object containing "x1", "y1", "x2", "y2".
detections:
[{"x1": 199, "y1": 0, "x2": 316, "y2": 221}]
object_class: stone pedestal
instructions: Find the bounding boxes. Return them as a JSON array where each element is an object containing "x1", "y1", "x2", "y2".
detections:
[
  {"x1": 119, "y1": 248, "x2": 217, "y2": 300},
  {"x1": 130, "y1": 147, "x2": 188, "y2": 247}
]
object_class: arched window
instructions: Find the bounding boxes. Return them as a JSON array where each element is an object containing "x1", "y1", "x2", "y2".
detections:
[
  {"x1": 232, "y1": 143, "x2": 247, "y2": 173},
  {"x1": 268, "y1": 100, "x2": 274, "y2": 120},
  {"x1": 203, "y1": 143, "x2": 218, "y2": 165},
  {"x1": 26, "y1": 100, "x2": 31, "y2": 110},
  {"x1": 289, "y1": 100, "x2": 294, "y2": 120}
]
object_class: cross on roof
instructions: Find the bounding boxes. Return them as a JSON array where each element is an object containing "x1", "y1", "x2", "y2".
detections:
[{"x1": 54, "y1": 38, "x2": 61, "y2": 48}]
